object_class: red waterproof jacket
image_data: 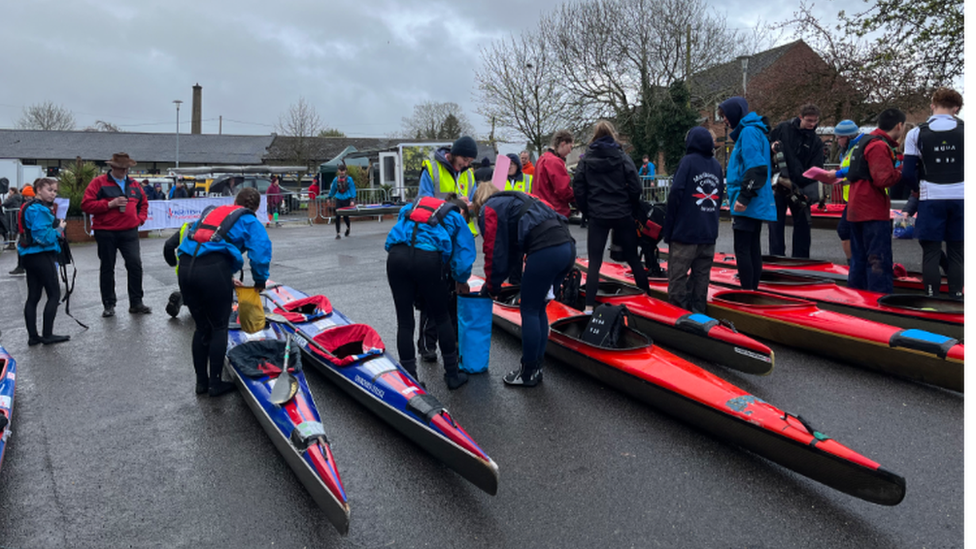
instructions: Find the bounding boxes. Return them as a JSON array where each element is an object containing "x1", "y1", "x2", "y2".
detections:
[
  {"x1": 846, "y1": 129, "x2": 902, "y2": 223},
  {"x1": 531, "y1": 149, "x2": 574, "y2": 217},
  {"x1": 81, "y1": 174, "x2": 149, "y2": 231}
]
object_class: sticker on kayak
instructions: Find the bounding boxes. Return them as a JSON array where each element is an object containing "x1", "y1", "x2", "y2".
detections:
[
  {"x1": 726, "y1": 394, "x2": 765, "y2": 414},
  {"x1": 0, "y1": 396, "x2": 9, "y2": 409},
  {"x1": 6, "y1": 372, "x2": 13, "y2": 381},
  {"x1": 314, "y1": 318, "x2": 337, "y2": 331},
  {"x1": 734, "y1": 347, "x2": 772, "y2": 363}
]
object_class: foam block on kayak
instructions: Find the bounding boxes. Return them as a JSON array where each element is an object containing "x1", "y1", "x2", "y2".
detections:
[
  {"x1": 676, "y1": 313, "x2": 720, "y2": 336},
  {"x1": 889, "y1": 329, "x2": 958, "y2": 359}
]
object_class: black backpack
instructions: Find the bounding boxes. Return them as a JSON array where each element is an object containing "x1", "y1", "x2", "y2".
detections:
[
  {"x1": 580, "y1": 303, "x2": 630, "y2": 348},
  {"x1": 557, "y1": 267, "x2": 582, "y2": 307}
]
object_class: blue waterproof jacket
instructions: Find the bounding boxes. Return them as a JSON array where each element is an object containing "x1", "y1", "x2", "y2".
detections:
[
  {"x1": 177, "y1": 210, "x2": 272, "y2": 285},
  {"x1": 328, "y1": 176, "x2": 356, "y2": 201},
  {"x1": 384, "y1": 202, "x2": 475, "y2": 283},
  {"x1": 723, "y1": 98, "x2": 776, "y2": 222},
  {"x1": 18, "y1": 201, "x2": 61, "y2": 256},
  {"x1": 662, "y1": 127, "x2": 725, "y2": 245}
]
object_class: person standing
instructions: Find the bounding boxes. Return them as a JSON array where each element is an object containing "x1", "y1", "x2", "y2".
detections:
[
  {"x1": 828, "y1": 120, "x2": 865, "y2": 262},
  {"x1": 572, "y1": 120, "x2": 648, "y2": 312},
  {"x1": 169, "y1": 180, "x2": 189, "y2": 199},
  {"x1": 532, "y1": 130, "x2": 575, "y2": 218},
  {"x1": 328, "y1": 163, "x2": 356, "y2": 239},
  {"x1": 177, "y1": 187, "x2": 271, "y2": 396},
  {"x1": 902, "y1": 88, "x2": 964, "y2": 299},
  {"x1": 19, "y1": 178, "x2": 69, "y2": 345},
  {"x1": 474, "y1": 184, "x2": 575, "y2": 386},
  {"x1": 503, "y1": 153, "x2": 533, "y2": 193},
  {"x1": 385, "y1": 195, "x2": 475, "y2": 390},
  {"x1": 767, "y1": 104, "x2": 824, "y2": 258},
  {"x1": 845, "y1": 108, "x2": 906, "y2": 293},
  {"x1": 519, "y1": 151, "x2": 535, "y2": 177},
  {"x1": 661, "y1": 127, "x2": 725, "y2": 314},
  {"x1": 473, "y1": 157, "x2": 494, "y2": 183},
  {"x1": 637, "y1": 155, "x2": 656, "y2": 180},
  {"x1": 81, "y1": 153, "x2": 151, "y2": 317},
  {"x1": 266, "y1": 176, "x2": 283, "y2": 227},
  {"x1": 720, "y1": 97, "x2": 775, "y2": 291},
  {"x1": 419, "y1": 136, "x2": 478, "y2": 203}
]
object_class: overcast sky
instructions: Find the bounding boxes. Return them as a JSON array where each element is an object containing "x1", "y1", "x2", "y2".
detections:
[{"x1": 1, "y1": 0, "x2": 836, "y2": 144}]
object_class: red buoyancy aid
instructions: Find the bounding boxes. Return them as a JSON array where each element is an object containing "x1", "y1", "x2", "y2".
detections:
[
  {"x1": 407, "y1": 196, "x2": 460, "y2": 248},
  {"x1": 187, "y1": 205, "x2": 255, "y2": 246}
]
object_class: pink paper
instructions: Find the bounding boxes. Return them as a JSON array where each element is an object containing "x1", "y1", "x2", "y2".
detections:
[
  {"x1": 491, "y1": 154, "x2": 511, "y2": 191},
  {"x1": 803, "y1": 166, "x2": 838, "y2": 185}
]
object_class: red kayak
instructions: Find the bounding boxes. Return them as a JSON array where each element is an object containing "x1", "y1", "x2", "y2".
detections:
[
  {"x1": 593, "y1": 260, "x2": 964, "y2": 392},
  {"x1": 485, "y1": 280, "x2": 906, "y2": 505},
  {"x1": 572, "y1": 263, "x2": 774, "y2": 375},
  {"x1": 707, "y1": 250, "x2": 951, "y2": 295},
  {"x1": 703, "y1": 267, "x2": 964, "y2": 340}
]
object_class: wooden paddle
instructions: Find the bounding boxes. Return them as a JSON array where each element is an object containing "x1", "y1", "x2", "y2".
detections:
[{"x1": 268, "y1": 333, "x2": 298, "y2": 404}]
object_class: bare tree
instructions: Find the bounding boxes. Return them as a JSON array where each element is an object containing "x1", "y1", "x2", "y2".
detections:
[
  {"x1": 84, "y1": 120, "x2": 121, "y2": 132},
  {"x1": 401, "y1": 102, "x2": 475, "y2": 140},
  {"x1": 778, "y1": 2, "x2": 933, "y2": 125},
  {"x1": 16, "y1": 101, "x2": 76, "y2": 130},
  {"x1": 275, "y1": 97, "x2": 325, "y2": 170},
  {"x1": 475, "y1": 33, "x2": 584, "y2": 155}
]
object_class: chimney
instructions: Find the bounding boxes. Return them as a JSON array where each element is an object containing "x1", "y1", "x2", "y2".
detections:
[{"x1": 191, "y1": 83, "x2": 202, "y2": 134}]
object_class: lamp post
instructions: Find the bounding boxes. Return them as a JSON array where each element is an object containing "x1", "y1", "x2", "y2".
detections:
[
  {"x1": 173, "y1": 100, "x2": 183, "y2": 168},
  {"x1": 736, "y1": 55, "x2": 750, "y2": 97}
]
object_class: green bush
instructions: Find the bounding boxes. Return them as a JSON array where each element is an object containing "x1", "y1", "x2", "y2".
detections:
[{"x1": 58, "y1": 161, "x2": 100, "y2": 216}]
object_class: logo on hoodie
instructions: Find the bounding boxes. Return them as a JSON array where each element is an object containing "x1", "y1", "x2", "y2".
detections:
[{"x1": 691, "y1": 173, "x2": 721, "y2": 211}]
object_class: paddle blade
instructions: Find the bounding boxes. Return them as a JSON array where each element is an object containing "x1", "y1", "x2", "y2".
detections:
[
  {"x1": 265, "y1": 312, "x2": 288, "y2": 323},
  {"x1": 269, "y1": 371, "x2": 298, "y2": 404}
]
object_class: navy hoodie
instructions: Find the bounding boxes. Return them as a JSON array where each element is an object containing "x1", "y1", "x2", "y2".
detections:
[{"x1": 662, "y1": 127, "x2": 725, "y2": 245}]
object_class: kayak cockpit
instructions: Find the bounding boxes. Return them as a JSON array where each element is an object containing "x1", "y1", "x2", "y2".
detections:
[
  {"x1": 877, "y1": 294, "x2": 965, "y2": 315},
  {"x1": 712, "y1": 290, "x2": 817, "y2": 309},
  {"x1": 594, "y1": 281, "x2": 644, "y2": 298},
  {"x1": 550, "y1": 315, "x2": 652, "y2": 351},
  {"x1": 760, "y1": 255, "x2": 832, "y2": 268},
  {"x1": 756, "y1": 271, "x2": 834, "y2": 286}
]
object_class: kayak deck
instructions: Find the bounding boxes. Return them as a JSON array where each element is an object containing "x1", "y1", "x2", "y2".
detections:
[
  {"x1": 489, "y1": 288, "x2": 906, "y2": 505},
  {"x1": 0, "y1": 347, "x2": 15, "y2": 475}
]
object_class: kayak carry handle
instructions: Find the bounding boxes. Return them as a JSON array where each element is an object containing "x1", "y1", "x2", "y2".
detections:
[{"x1": 888, "y1": 329, "x2": 958, "y2": 359}]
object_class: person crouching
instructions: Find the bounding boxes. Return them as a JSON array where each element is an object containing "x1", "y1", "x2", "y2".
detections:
[{"x1": 385, "y1": 195, "x2": 476, "y2": 390}]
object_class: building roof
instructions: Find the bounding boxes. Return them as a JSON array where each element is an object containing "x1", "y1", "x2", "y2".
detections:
[
  {"x1": 0, "y1": 129, "x2": 275, "y2": 164},
  {"x1": 689, "y1": 41, "x2": 799, "y2": 100}
]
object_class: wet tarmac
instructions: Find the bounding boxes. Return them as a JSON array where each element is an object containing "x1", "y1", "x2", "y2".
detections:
[{"x1": 0, "y1": 217, "x2": 963, "y2": 548}]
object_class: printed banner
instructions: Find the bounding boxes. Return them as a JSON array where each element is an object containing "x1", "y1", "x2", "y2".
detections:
[{"x1": 138, "y1": 196, "x2": 267, "y2": 231}]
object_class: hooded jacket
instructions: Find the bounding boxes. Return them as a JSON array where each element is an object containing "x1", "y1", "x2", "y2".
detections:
[
  {"x1": 662, "y1": 127, "x2": 725, "y2": 245},
  {"x1": 572, "y1": 136, "x2": 642, "y2": 220},
  {"x1": 478, "y1": 192, "x2": 574, "y2": 295},
  {"x1": 17, "y1": 200, "x2": 61, "y2": 256},
  {"x1": 176, "y1": 209, "x2": 272, "y2": 285},
  {"x1": 418, "y1": 147, "x2": 476, "y2": 201},
  {"x1": 531, "y1": 149, "x2": 575, "y2": 217},
  {"x1": 328, "y1": 175, "x2": 356, "y2": 201},
  {"x1": 721, "y1": 97, "x2": 776, "y2": 223},
  {"x1": 770, "y1": 117, "x2": 825, "y2": 200},
  {"x1": 846, "y1": 129, "x2": 902, "y2": 222}
]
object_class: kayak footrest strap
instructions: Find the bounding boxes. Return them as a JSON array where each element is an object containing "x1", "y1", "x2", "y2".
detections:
[
  {"x1": 675, "y1": 313, "x2": 720, "y2": 336},
  {"x1": 290, "y1": 421, "x2": 328, "y2": 452},
  {"x1": 889, "y1": 329, "x2": 958, "y2": 359},
  {"x1": 406, "y1": 393, "x2": 444, "y2": 424}
]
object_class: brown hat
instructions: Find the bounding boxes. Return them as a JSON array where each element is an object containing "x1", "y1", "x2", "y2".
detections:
[{"x1": 106, "y1": 153, "x2": 137, "y2": 168}]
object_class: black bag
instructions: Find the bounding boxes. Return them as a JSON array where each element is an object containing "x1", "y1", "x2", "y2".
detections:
[
  {"x1": 557, "y1": 267, "x2": 581, "y2": 307},
  {"x1": 580, "y1": 303, "x2": 629, "y2": 348}
]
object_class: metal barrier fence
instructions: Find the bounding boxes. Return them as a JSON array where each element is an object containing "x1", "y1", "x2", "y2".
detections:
[
  {"x1": 264, "y1": 190, "x2": 308, "y2": 226},
  {"x1": 641, "y1": 176, "x2": 671, "y2": 203},
  {"x1": 1, "y1": 208, "x2": 17, "y2": 254}
]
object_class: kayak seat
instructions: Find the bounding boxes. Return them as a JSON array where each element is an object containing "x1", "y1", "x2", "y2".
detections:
[
  {"x1": 406, "y1": 393, "x2": 444, "y2": 424},
  {"x1": 311, "y1": 324, "x2": 385, "y2": 367},
  {"x1": 889, "y1": 329, "x2": 958, "y2": 359},
  {"x1": 756, "y1": 271, "x2": 833, "y2": 286},
  {"x1": 675, "y1": 313, "x2": 720, "y2": 336},
  {"x1": 553, "y1": 315, "x2": 651, "y2": 351},
  {"x1": 274, "y1": 295, "x2": 333, "y2": 323},
  {"x1": 227, "y1": 339, "x2": 302, "y2": 378},
  {"x1": 595, "y1": 281, "x2": 642, "y2": 298}
]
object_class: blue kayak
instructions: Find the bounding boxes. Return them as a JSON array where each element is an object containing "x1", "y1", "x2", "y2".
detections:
[
  {"x1": 263, "y1": 285, "x2": 499, "y2": 495},
  {"x1": 226, "y1": 317, "x2": 350, "y2": 535},
  {"x1": 0, "y1": 346, "x2": 14, "y2": 475}
]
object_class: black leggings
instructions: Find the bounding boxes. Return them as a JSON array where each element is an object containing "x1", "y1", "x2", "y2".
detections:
[
  {"x1": 733, "y1": 224, "x2": 763, "y2": 290},
  {"x1": 335, "y1": 198, "x2": 351, "y2": 233},
  {"x1": 178, "y1": 253, "x2": 234, "y2": 383},
  {"x1": 585, "y1": 217, "x2": 648, "y2": 307},
  {"x1": 921, "y1": 240, "x2": 964, "y2": 297},
  {"x1": 23, "y1": 251, "x2": 60, "y2": 338},
  {"x1": 387, "y1": 245, "x2": 456, "y2": 374}
]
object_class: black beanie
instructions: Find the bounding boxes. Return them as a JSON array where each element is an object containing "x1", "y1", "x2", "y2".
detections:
[{"x1": 451, "y1": 136, "x2": 478, "y2": 159}]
